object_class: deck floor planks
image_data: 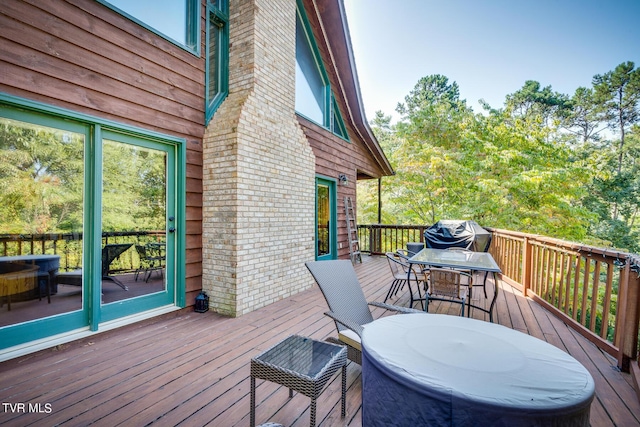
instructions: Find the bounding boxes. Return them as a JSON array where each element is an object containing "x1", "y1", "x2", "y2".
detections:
[
  {"x1": 530, "y1": 298, "x2": 640, "y2": 426},
  {"x1": 1, "y1": 255, "x2": 639, "y2": 426},
  {"x1": 142, "y1": 310, "x2": 332, "y2": 426}
]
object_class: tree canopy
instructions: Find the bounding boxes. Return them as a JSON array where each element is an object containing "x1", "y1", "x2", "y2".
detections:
[{"x1": 359, "y1": 62, "x2": 640, "y2": 252}]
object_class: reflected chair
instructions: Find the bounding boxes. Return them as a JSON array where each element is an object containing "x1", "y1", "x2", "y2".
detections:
[
  {"x1": 134, "y1": 244, "x2": 164, "y2": 283},
  {"x1": 425, "y1": 268, "x2": 468, "y2": 316},
  {"x1": 306, "y1": 260, "x2": 423, "y2": 364},
  {"x1": 55, "y1": 243, "x2": 132, "y2": 290},
  {"x1": 385, "y1": 252, "x2": 428, "y2": 309}
]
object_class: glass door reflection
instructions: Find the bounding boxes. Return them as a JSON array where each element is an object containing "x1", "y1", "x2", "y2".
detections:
[
  {"x1": 0, "y1": 117, "x2": 85, "y2": 328},
  {"x1": 100, "y1": 140, "x2": 167, "y2": 305}
]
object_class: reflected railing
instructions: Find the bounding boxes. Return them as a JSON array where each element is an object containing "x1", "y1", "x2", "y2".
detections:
[
  {"x1": 358, "y1": 224, "x2": 640, "y2": 372},
  {"x1": 0, "y1": 230, "x2": 166, "y2": 273}
]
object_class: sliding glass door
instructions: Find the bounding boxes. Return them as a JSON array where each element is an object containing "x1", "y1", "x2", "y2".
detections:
[
  {"x1": 99, "y1": 133, "x2": 176, "y2": 322},
  {"x1": 0, "y1": 101, "x2": 182, "y2": 350}
]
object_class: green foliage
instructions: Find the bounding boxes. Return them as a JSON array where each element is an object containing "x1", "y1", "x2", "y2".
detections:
[
  {"x1": 0, "y1": 118, "x2": 166, "y2": 236},
  {"x1": 0, "y1": 119, "x2": 84, "y2": 234},
  {"x1": 361, "y1": 64, "x2": 640, "y2": 252}
]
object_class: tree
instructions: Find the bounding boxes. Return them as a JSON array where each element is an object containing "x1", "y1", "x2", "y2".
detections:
[
  {"x1": 396, "y1": 74, "x2": 464, "y2": 116},
  {"x1": 593, "y1": 61, "x2": 640, "y2": 174},
  {"x1": 505, "y1": 80, "x2": 572, "y2": 127},
  {"x1": 563, "y1": 87, "x2": 607, "y2": 143}
]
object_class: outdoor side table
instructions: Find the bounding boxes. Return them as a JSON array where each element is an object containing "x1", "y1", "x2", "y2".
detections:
[{"x1": 250, "y1": 335, "x2": 347, "y2": 427}]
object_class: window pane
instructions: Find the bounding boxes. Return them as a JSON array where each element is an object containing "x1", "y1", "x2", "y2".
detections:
[
  {"x1": 105, "y1": 0, "x2": 187, "y2": 45},
  {"x1": 295, "y1": 14, "x2": 325, "y2": 124},
  {"x1": 0, "y1": 117, "x2": 84, "y2": 327},
  {"x1": 101, "y1": 140, "x2": 167, "y2": 303},
  {"x1": 317, "y1": 185, "x2": 330, "y2": 256},
  {"x1": 207, "y1": 12, "x2": 220, "y2": 104}
]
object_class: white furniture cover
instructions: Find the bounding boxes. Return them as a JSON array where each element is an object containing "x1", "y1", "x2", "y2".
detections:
[{"x1": 361, "y1": 313, "x2": 594, "y2": 426}]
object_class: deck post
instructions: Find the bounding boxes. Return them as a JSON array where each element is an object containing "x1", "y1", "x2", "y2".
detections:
[
  {"x1": 522, "y1": 236, "x2": 532, "y2": 297},
  {"x1": 617, "y1": 258, "x2": 640, "y2": 371}
]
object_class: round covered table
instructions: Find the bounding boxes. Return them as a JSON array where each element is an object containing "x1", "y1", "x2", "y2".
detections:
[{"x1": 361, "y1": 314, "x2": 594, "y2": 426}]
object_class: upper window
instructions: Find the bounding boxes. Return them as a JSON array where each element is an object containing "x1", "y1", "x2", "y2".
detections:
[
  {"x1": 295, "y1": 12, "x2": 325, "y2": 124},
  {"x1": 101, "y1": 0, "x2": 199, "y2": 52},
  {"x1": 206, "y1": 1, "x2": 229, "y2": 123},
  {"x1": 295, "y1": 5, "x2": 349, "y2": 141}
]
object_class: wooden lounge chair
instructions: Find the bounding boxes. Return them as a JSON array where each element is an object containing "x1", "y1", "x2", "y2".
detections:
[{"x1": 306, "y1": 260, "x2": 423, "y2": 364}]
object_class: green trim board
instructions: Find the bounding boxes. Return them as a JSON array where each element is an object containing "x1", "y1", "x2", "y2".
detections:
[
  {"x1": 0, "y1": 93, "x2": 186, "y2": 349},
  {"x1": 205, "y1": 0, "x2": 229, "y2": 123},
  {"x1": 295, "y1": 0, "x2": 349, "y2": 140},
  {"x1": 315, "y1": 176, "x2": 338, "y2": 260}
]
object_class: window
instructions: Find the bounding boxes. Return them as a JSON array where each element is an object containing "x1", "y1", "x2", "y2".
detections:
[
  {"x1": 331, "y1": 96, "x2": 348, "y2": 139},
  {"x1": 100, "y1": 0, "x2": 199, "y2": 52},
  {"x1": 295, "y1": 4, "x2": 349, "y2": 141},
  {"x1": 206, "y1": 0, "x2": 229, "y2": 123},
  {"x1": 295, "y1": 12, "x2": 326, "y2": 124}
]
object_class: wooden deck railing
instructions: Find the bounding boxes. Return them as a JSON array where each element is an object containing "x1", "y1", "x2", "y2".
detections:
[
  {"x1": 358, "y1": 224, "x2": 640, "y2": 371},
  {"x1": 0, "y1": 231, "x2": 165, "y2": 273},
  {"x1": 357, "y1": 224, "x2": 427, "y2": 255}
]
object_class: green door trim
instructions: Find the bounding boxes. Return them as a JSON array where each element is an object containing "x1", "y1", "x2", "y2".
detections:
[
  {"x1": 0, "y1": 93, "x2": 187, "y2": 349},
  {"x1": 315, "y1": 176, "x2": 337, "y2": 260}
]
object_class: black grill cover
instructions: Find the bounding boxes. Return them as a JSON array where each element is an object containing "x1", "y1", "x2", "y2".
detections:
[{"x1": 424, "y1": 220, "x2": 491, "y2": 252}]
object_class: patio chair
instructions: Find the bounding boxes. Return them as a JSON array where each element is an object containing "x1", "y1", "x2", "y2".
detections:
[
  {"x1": 306, "y1": 260, "x2": 423, "y2": 364},
  {"x1": 134, "y1": 244, "x2": 164, "y2": 282},
  {"x1": 425, "y1": 268, "x2": 468, "y2": 316},
  {"x1": 385, "y1": 252, "x2": 428, "y2": 309}
]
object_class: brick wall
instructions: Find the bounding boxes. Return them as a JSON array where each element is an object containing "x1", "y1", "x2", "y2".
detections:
[{"x1": 202, "y1": 0, "x2": 316, "y2": 316}]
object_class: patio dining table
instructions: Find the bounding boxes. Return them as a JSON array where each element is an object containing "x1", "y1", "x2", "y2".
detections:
[
  {"x1": 408, "y1": 248, "x2": 501, "y2": 321},
  {"x1": 361, "y1": 313, "x2": 595, "y2": 426}
]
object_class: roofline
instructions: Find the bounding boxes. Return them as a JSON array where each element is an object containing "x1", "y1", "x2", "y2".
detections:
[{"x1": 310, "y1": 0, "x2": 394, "y2": 177}]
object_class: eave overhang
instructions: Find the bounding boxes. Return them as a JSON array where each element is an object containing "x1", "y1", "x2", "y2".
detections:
[{"x1": 305, "y1": 0, "x2": 394, "y2": 177}]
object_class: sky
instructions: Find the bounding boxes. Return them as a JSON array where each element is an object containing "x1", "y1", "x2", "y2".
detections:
[{"x1": 343, "y1": 0, "x2": 640, "y2": 122}]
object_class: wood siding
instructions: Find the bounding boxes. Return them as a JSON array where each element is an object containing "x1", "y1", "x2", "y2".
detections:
[
  {"x1": 299, "y1": 116, "x2": 386, "y2": 260},
  {"x1": 0, "y1": 0, "x2": 205, "y2": 304}
]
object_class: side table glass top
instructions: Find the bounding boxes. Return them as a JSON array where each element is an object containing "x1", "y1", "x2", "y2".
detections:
[{"x1": 253, "y1": 335, "x2": 344, "y2": 379}]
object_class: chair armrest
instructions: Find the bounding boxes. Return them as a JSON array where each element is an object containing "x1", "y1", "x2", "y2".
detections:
[
  {"x1": 368, "y1": 301, "x2": 424, "y2": 314},
  {"x1": 324, "y1": 311, "x2": 365, "y2": 337}
]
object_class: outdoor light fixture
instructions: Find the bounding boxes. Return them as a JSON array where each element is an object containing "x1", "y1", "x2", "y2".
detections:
[
  {"x1": 338, "y1": 173, "x2": 348, "y2": 186},
  {"x1": 194, "y1": 291, "x2": 209, "y2": 313}
]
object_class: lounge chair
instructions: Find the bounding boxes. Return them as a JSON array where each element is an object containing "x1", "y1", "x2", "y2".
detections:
[{"x1": 306, "y1": 260, "x2": 423, "y2": 364}]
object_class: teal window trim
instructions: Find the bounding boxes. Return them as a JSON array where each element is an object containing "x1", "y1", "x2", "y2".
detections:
[
  {"x1": 97, "y1": 0, "x2": 201, "y2": 56},
  {"x1": 0, "y1": 92, "x2": 187, "y2": 335},
  {"x1": 206, "y1": 0, "x2": 229, "y2": 124},
  {"x1": 331, "y1": 96, "x2": 349, "y2": 141},
  {"x1": 296, "y1": 0, "x2": 350, "y2": 140}
]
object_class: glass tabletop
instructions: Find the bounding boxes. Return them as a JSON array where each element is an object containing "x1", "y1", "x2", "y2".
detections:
[
  {"x1": 253, "y1": 335, "x2": 344, "y2": 379},
  {"x1": 409, "y1": 248, "x2": 501, "y2": 273}
]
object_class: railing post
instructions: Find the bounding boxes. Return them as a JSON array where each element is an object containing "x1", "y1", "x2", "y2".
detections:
[
  {"x1": 370, "y1": 224, "x2": 382, "y2": 255},
  {"x1": 522, "y1": 236, "x2": 532, "y2": 296},
  {"x1": 617, "y1": 258, "x2": 639, "y2": 371}
]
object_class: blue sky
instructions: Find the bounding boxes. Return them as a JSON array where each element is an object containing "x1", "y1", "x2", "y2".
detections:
[{"x1": 343, "y1": 0, "x2": 640, "y2": 121}]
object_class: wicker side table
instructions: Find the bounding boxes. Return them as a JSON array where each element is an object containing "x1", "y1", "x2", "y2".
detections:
[{"x1": 250, "y1": 335, "x2": 347, "y2": 427}]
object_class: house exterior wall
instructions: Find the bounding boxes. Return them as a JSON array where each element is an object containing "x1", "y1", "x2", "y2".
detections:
[
  {"x1": 202, "y1": 0, "x2": 316, "y2": 316},
  {"x1": 0, "y1": 0, "x2": 389, "y2": 331},
  {"x1": 298, "y1": 116, "x2": 385, "y2": 259},
  {"x1": 0, "y1": 0, "x2": 205, "y2": 304}
]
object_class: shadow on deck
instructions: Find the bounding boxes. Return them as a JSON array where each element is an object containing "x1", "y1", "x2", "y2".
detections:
[{"x1": 0, "y1": 255, "x2": 639, "y2": 426}]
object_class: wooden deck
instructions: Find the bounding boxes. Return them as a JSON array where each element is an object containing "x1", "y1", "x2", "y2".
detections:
[{"x1": 1, "y1": 255, "x2": 639, "y2": 426}]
